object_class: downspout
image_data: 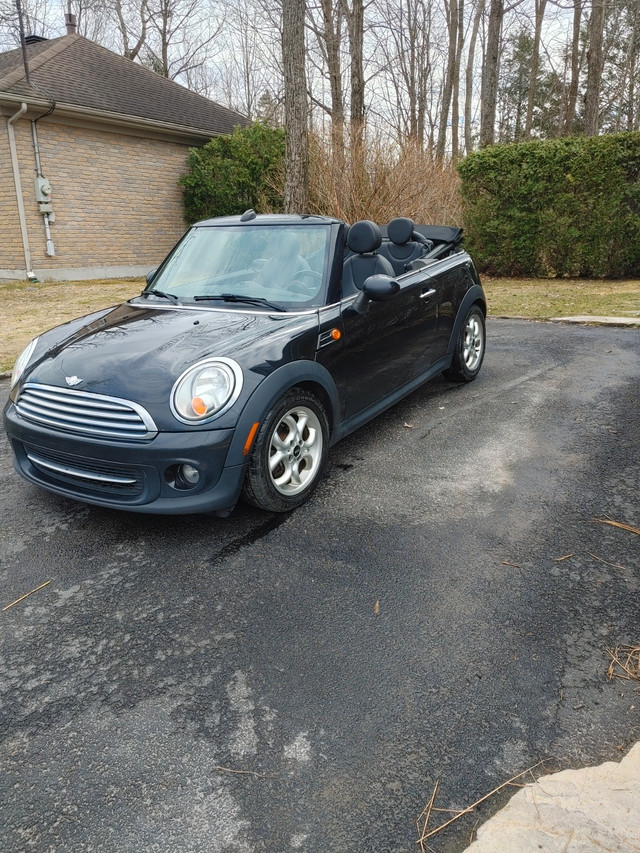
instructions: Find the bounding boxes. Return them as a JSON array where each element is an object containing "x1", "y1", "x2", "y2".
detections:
[{"x1": 6, "y1": 102, "x2": 36, "y2": 281}]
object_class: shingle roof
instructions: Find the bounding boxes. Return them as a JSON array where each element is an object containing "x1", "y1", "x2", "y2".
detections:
[{"x1": 0, "y1": 34, "x2": 246, "y2": 135}]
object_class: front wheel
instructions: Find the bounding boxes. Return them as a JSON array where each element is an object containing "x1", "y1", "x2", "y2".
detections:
[
  {"x1": 444, "y1": 305, "x2": 486, "y2": 382},
  {"x1": 241, "y1": 388, "x2": 329, "y2": 512}
]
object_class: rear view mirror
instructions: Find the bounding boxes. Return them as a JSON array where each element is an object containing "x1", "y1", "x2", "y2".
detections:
[{"x1": 146, "y1": 268, "x2": 157, "y2": 286}]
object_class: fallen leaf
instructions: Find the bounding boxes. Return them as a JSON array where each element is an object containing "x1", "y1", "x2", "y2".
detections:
[{"x1": 374, "y1": 600, "x2": 380, "y2": 614}]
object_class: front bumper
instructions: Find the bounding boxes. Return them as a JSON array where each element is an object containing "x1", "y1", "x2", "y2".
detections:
[{"x1": 3, "y1": 402, "x2": 247, "y2": 515}]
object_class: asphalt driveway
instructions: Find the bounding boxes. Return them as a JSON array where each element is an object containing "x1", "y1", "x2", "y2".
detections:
[{"x1": 1, "y1": 319, "x2": 639, "y2": 852}]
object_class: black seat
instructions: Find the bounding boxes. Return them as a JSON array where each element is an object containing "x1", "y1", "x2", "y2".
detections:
[
  {"x1": 342, "y1": 220, "x2": 395, "y2": 297},
  {"x1": 379, "y1": 217, "x2": 433, "y2": 275},
  {"x1": 258, "y1": 232, "x2": 309, "y2": 287}
]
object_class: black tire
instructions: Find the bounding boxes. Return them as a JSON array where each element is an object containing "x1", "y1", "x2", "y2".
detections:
[
  {"x1": 444, "y1": 304, "x2": 486, "y2": 382},
  {"x1": 241, "y1": 388, "x2": 330, "y2": 512}
]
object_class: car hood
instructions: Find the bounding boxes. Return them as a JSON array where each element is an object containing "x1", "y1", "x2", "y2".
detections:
[{"x1": 21, "y1": 302, "x2": 317, "y2": 417}]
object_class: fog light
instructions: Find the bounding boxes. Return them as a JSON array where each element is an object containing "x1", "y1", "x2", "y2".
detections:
[
  {"x1": 178, "y1": 463, "x2": 200, "y2": 486},
  {"x1": 166, "y1": 463, "x2": 201, "y2": 490}
]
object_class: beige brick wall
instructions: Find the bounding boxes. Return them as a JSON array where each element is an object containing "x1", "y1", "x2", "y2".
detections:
[{"x1": 1, "y1": 118, "x2": 193, "y2": 277}]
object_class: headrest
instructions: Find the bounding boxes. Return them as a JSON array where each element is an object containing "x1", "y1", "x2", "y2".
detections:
[
  {"x1": 347, "y1": 220, "x2": 382, "y2": 254},
  {"x1": 387, "y1": 217, "x2": 414, "y2": 245},
  {"x1": 277, "y1": 231, "x2": 301, "y2": 256}
]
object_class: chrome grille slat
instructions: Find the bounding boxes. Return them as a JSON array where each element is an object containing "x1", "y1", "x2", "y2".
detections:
[
  {"x1": 18, "y1": 400, "x2": 143, "y2": 425},
  {"x1": 16, "y1": 383, "x2": 158, "y2": 441},
  {"x1": 24, "y1": 387, "x2": 138, "y2": 412},
  {"x1": 26, "y1": 451, "x2": 138, "y2": 485},
  {"x1": 24, "y1": 443, "x2": 145, "y2": 496}
]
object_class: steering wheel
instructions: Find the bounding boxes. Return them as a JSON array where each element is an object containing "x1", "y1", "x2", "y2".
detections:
[{"x1": 286, "y1": 270, "x2": 323, "y2": 295}]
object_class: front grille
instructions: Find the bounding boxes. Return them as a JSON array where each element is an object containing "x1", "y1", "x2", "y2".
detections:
[
  {"x1": 15, "y1": 383, "x2": 157, "y2": 441},
  {"x1": 24, "y1": 444, "x2": 145, "y2": 496}
]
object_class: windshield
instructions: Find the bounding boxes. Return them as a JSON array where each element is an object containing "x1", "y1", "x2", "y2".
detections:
[{"x1": 145, "y1": 224, "x2": 331, "y2": 310}]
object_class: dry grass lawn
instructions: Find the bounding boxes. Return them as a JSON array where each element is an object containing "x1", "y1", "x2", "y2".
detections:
[
  {"x1": 1, "y1": 275, "x2": 639, "y2": 374},
  {"x1": 483, "y1": 277, "x2": 640, "y2": 321},
  {"x1": 1, "y1": 277, "x2": 143, "y2": 372}
]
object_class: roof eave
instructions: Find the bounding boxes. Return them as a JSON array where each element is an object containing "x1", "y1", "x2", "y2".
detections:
[{"x1": 0, "y1": 92, "x2": 225, "y2": 144}]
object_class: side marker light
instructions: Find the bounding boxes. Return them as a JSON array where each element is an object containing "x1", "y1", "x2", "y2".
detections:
[{"x1": 243, "y1": 421, "x2": 260, "y2": 456}]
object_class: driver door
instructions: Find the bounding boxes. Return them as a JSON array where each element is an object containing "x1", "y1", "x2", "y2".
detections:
[{"x1": 338, "y1": 268, "x2": 442, "y2": 419}]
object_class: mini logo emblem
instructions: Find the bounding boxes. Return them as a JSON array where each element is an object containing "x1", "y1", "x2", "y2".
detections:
[{"x1": 65, "y1": 376, "x2": 82, "y2": 387}]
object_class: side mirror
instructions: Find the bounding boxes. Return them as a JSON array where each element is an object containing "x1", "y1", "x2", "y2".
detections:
[
  {"x1": 363, "y1": 274, "x2": 400, "y2": 301},
  {"x1": 351, "y1": 274, "x2": 400, "y2": 314},
  {"x1": 146, "y1": 268, "x2": 157, "y2": 286}
]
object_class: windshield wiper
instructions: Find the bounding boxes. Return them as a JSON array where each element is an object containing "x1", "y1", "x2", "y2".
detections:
[
  {"x1": 139, "y1": 289, "x2": 180, "y2": 304},
  {"x1": 193, "y1": 293, "x2": 285, "y2": 312}
]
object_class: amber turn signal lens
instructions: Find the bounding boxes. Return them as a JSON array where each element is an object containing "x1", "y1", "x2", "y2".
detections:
[
  {"x1": 191, "y1": 396, "x2": 208, "y2": 416},
  {"x1": 331, "y1": 328, "x2": 341, "y2": 340}
]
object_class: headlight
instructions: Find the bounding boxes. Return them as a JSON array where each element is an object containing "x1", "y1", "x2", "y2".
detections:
[
  {"x1": 11, "y1": 337, "x2": 39, "y2": 389},
  {"x1": 171, "y1": 357, "x2": 243, "y2": 423}
]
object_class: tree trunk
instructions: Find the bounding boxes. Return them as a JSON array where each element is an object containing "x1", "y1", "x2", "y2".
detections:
[
  {"x1": 343, "y1": 0, "x2": 365, "y2": 143},
  {"x1": 450, "y1": 0, "x2": 465, "y2": 159},
  {"x1": 282, "y1": 0, "x2": 309, "y2": 211},
  {"x1": 524, "y1": 0, "x2": 547, "y2": 136},
  {"x1": 564, "y1": 0, "x2": 582, "y2": 135},
  {"x1": 436, "y1": 0, "x2": 459, "y2": 159},
  {"x1": 584, "y1": 0, "x2": 605, "y2": 136},
  {"x1": 464, "y1": 0, "x2": 485, "y2": 154},
  {"x1": 480, "y1": 0, "x2": 504, "y2": 147},
  {"x1": 319, "y1": 0, "x2": 345, "y2": 162}
]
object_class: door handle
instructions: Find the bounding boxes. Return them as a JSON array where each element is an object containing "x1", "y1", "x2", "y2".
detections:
[{"x1": 420, "y1": 288, "x2": 436, "y2": 300}]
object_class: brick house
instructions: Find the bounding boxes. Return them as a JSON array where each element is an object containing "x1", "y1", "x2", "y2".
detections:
[{"x1": 0, "y1": 33, "x2": 246, "y2": 281}]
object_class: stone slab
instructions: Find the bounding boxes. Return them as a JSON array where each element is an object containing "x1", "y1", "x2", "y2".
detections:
[
  {"x1": 463, "y1": 742, "x2": 640, "y2": 852},
  {"x1": 552, "y1": 316, "x2": 640, "y2": 326}
]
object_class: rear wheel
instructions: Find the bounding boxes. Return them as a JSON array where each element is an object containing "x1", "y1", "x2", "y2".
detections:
[
  {"x1": 444, "y1": 305, "x2": 485, "y2": 382},
  {"x1": 242, "y1": 388, "x2": 329, "y2": 512}
]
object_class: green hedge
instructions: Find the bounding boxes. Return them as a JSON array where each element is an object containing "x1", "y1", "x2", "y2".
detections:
[
  {"x1": 180, "y1": 123, "x2": 285, "y2": 224},
  {"x1": 457, "y1": 133, "x2": 640, "y2": 277}
]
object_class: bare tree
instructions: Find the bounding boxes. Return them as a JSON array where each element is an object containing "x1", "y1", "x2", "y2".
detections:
[
  {"x1": 563, "y1": 0, "x2": 584, "y2": 135},
  {"x1": 524, "y1": 0, "x2": 546, "y2": 135},
  {"x1": 306, "y1": 0, "x2": 346, "y2": 156},
  {"x1": 113, "y1": 0, "x2": 148, "y2": 60},
  {"x1": 341, "y1": 0, "x2": 365, "y2": 141},
  {"x1": 282, "y1": 0, "x2": 309, "y2": 210},
  {"x1": 480, "y1": 0, "x2": 504, "y2": 147},
  {"x1": 464, "y1": 0, "x2": 485, "y2": 153},
  {"x1": 584, "y1": 0, "x2": 605, "y2": 134},
  {"x1": 436, "y1": 0, "x2": 463, "y2": 158},
  {"x1": 0, "y1": 0, "x2": 57, "y2": 45},
  {"x1": 375, "y1": 0, "x2": 434, "y2": 146}
]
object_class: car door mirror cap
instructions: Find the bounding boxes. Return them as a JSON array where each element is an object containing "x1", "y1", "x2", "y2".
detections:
[
  {"x1": 363, "y1": 274, "x2": 400, "y2": 301},
  {"x1": 146, "y1": 268, "x2": 158, "y2": 286}
]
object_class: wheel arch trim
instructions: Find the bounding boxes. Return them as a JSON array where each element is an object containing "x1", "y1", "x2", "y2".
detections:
[
  {"x1": 225, "y1": 361, "x2": 341, "y2": 467},
  {"x1": 446, "y1": 285, "x2": 487, "y2": 357}
]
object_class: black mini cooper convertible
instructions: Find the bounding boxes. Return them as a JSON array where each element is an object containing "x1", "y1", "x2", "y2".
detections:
[{"x1": 4, "y1": 212, "x2": 486, "y2": 516}]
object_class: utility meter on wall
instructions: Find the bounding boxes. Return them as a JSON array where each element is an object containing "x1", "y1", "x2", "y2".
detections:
[{"x1": 35, "y1": 176, "x2": 53, "y2": 213}]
